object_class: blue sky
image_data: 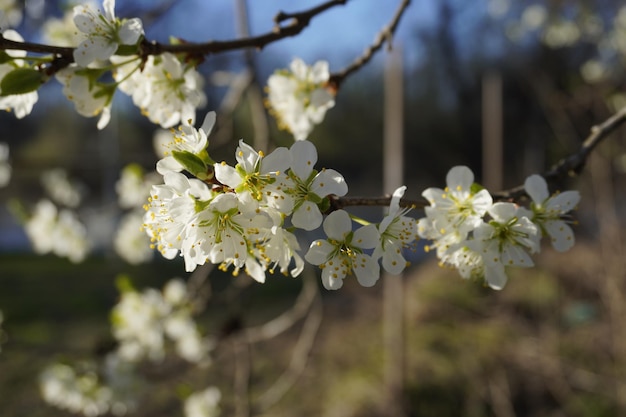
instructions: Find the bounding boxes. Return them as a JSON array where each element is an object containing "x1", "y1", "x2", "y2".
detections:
[{"x1": 118, "y1": 0, "x2": 439, "y2": 72}]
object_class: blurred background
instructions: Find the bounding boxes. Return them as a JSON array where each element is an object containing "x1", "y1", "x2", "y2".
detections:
[{"x1": 1, "y1": 0, "x2": 626, "y2": 416}]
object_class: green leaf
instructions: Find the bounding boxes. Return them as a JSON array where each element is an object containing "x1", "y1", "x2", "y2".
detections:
[
  {"x1": 172, "y1": 150, "x2": 208, "y2": 178},
  {"x1": 318, "y1": 197, "x2": 331, "y2": 214},
  {"x1": 0, "y1": 67, "x2": 43, "y2": 96},
  {"x1": 470, "y1": 182, "x2": 485, "y2": 194},
  {"x1": 0, "y1": 51, "x2": 13, "y2": 64}
]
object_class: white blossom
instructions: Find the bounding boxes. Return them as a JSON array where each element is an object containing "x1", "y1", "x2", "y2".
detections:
[
  {"x1": 214, "y1": 140, "x2": 294, "y2": 217},
  {"x1": 116, "y1": 164, "x2": 159, "y2": 209},
  {"x1": 266, "y1": 58, "x2": 335, "y2": 140},
  {"x1": 72, "y1": 0, "x2": 143, "y2": 67},
  {"x1": 184, "y1": 387, "x2": 221, "y2": 417},
  {"x1": 41, "y1": 168, "x2": 82, "y2": 208},
  {"x1": 143, "y1": 171, "x2": 214, "y2": 265},
  {"x1": 24, "y1": 199, "x2": 90, "y2": 263},
  {"x1": 473, "y1": 202, "x2": 540, "y2": 290},
  {"x1": 421, "y1": 165, "x2": 492, "y2": 239},
  {"x1": 39, "y1": 362, "x2": 115, "y2": 417},
  {"x1": 114, "y1": 211, "x2": 154, "y2": 265},
  {"x1": 156, "y1": 112, "x2": 215, "y2": 175},
  {"x1": 523, "y1": 174, "x2": 580, "y2": 252},
  {"x1": 115, "y1": 53, "x2": 206, "y2": 128},
  {"x1": 287, "y1": 140, "x2": 348, "y2": 230},
  {"x1": 112, "y1": 279, "x2": 212, "y2": 363},
  {"x1": 372, "y1": 186, "x2": 418, "y2": 275},
  {"x1": 305, "y1": 210, "x2": 380, "y2": 290},
  {"x1": 0, "y1": 30, "x2": 38, "y2": 118},
  {"x1": 0, "y1": 0, "x2": 23, "y2": 30},
  {"x1": 56, "y1": 65, "x2": 113, "y2": 129}
]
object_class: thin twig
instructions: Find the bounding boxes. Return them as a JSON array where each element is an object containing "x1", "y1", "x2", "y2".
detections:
[
  {"x1": 492, "y1": 105, "x2": 626, "y2": 200},
  {"x1": 330, "y1": 106, "x2": 626, "y2": 211},
  {"x1": 253, "y1": 272, "x2": 323, "y2": 413},
  {"x1": 328, "y1": 0, "x2": 412, "y2": 89},
  {"x1": 241, "y1": 273, "x2": 318, "y2": 344}
]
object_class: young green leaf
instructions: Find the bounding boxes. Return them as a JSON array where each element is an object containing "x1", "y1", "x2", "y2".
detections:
[{"x1": 0, "y1": 68, "x2": 43, "y2": 96}]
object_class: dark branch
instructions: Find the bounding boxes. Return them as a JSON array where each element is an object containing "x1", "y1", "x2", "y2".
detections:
[
  {"x1": 141, "y1": 0, "x2": 348, "y2": 56},
  {"x1": 0, "y1": 36, "x2": 74, "y2": 58},
  {"x1": 328, "y1": 0, "x2": 411, "y2": 89},
  {"x1": 330, "y1": 106, "x2": 626, "y2": 212},
  {"x1": 0, "y1": 0, "x2": 349, "y2": 66},
  {"x1": 492, "y1": 105, "x2": 626, "y2": 200}
]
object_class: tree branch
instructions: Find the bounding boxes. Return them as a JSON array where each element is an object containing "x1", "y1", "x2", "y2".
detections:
[
  {"x1": 492, "y1": 105, "x2": 626, "y2": 200},
  {"x1": 140, "y1": 0, "x2": 348, "y2": 57},
  {"x1": 0, "y1": 1, "x2": 348, "y2": 68},
  {"x1": 328, "y1": 0, "x2": 411, "y2": 89},
  {"x1": 330, "y1": 106, "x2": 626, "y2": 211}
]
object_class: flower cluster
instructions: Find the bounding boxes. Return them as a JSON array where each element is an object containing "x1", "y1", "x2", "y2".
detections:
[
  {"x1": 24, "y1": 199, "x2": 89, "y2": 263},
  {"x1": 266, "y1": 58, "x2": 336, "y2": 140},
  {"x1": 2, "y1": 0, "x2": 206, "y2": 129},
  {"x1": 184, "y1": 386, "x2": 222, "y2": 417},
  {"x1": 142, "y1": 112, "x2": 420, "y2": 289},
  {"x1": 111, "y1": 278, "x2": 213, "y2": 364},
  {"x1": 417, "y1": 166, "x2": 580, "y2": 289},
  {"x1": 113, "y1": 164, "x2": 160, "y2": 265},
  {"x1": 39, "y1": 355, "x2": 138, "y2": 417}
]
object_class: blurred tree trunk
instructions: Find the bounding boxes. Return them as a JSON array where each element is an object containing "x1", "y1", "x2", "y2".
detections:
[
  {"x1": 382, "y1": 44, "x2": 406, "y2": 417},
  {"x1": 482, "y1": 71, "x2": 503, "y2": 190}
]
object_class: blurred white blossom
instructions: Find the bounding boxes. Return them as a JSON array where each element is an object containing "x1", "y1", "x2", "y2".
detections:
[
  {"x1": 115, "y1": 164, "x2": 159, "y2": 209},
  {"x1": 0, "y1": 0, "x2": 23, "y2": 30},
  {"x1": 184, "y1": 387, "x2": 221, "y2": 417},
  {"x1": 111, "y1": 278, "x2": 213, "y2": 364},
  {"x1": 41, "y1": 168, "x2": 82, "y2": 208},
  {"x1": 24, "y1": 199, "x2": 90, "y2": 263},
  {"x1": 39, "y1": 355, "x2": 137, "y2": 417},
  {"x1": 266, "y1": 58, "x2": 335, "y2": 141},
  {"x1": 114, "y1": 211, "x2": 153, "y2": 265}
]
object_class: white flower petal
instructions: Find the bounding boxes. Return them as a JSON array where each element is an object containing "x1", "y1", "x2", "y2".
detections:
[
  {"x1": 304, "y1": 240, "x2": 333, "y2": 265},
  {"x1": 381, "y1": 242, "x2": 407, "y2": 275},
  {"x1": 261, "y1": 147, "x2": 291, "y2": 174},
  {"x1": 488, "y1": 202, "x2": 517, "y2": 223},
  {"x1": 546, "y1": 191, "x2": 580, "y2": 213},
  {"x1": 524, "y1": 174, "x2": 549, "y2": 204},
  {"x1": 321, "y1": 267, "x2": 344, "y2": 290},
  {"x1": 501, "y1": 244, "x2": 534, "y2": 267},
  {"x1": 446, "y1": 166, "x2": 474, "y2": 192},
  {"x1": 292, "y1": 200, "x2": 323, "y2": 231},
  {"x1": 323, "y1": 210, "x2": 352, "y2": 240},
  {"x1": 290, "y1": 140, "x2": 317, "y2": 180},
  {"x1": 311, "y1": 169, "x2": 348, "y2": 197},
  {"x1": 544, "y1": 220, "x2": 575, "y2": 252},
  {"x1": 352, "y1": 224, "x2": 379, "y2": 250},
  {"x1": 353, "y1": 254, "x2": 380, "y2": 287},
  {"x1": 484, "y1": 262, "x2": 508, "y2": 290},
  {"x1": 118, "y1": 18, "x2": 143, "y2": 45},
  {"x1": 200, "y1": 111, "x2": 217, "y2": 137},
  {"x1": 214, "y1": 163, "x2": 241, "y2": 188}
]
